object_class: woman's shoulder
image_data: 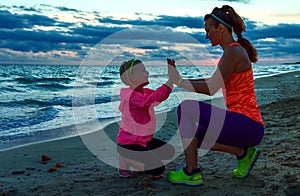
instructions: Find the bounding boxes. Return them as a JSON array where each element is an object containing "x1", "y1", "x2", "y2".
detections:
[
  {"x1": 222, "y1": 44, "x2": 242, "y2": 64},
  {"x1": 225, "y1": 43, "x2": 244, "y2": 54},
  {"x1": 228, "y1": 44, "x2": 251, "y2": 71},
  {"x1": 224, "y1": 44, "x2": 248, "y2": 61},
  {"x1": 230, "y1": 43, "x2": 248, "y2": 55},
  {"x1": 221, "y1": 43, "x2": 250, "y2": 72}
]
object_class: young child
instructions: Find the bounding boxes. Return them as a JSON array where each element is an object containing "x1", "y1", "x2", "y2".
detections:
[{"x1": 117, "y1": 58, "x2": 175, "y2": 177}]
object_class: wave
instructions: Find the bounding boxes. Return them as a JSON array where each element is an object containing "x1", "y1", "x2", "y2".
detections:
[
  {"x1": 100, "y1": 76, "x2": 115, "y2": 80},
  {"x1": 86, "y1": 81, "x2": 115, "y2": 86},
  {"x1": 0, "y1": 83, "x2": 72, "y2": 92},
  {"x1": 33, "y1": 83, "x2": 73, "y2": 91},
  {"x1": 0, "y1": 99, "x2": 47, "y2": 107},
  {"x1": 13, "y1": 76, "x2": 74, "y2": 91},
  {"x1": 0, "y1": 106, "x2": 58, "y2": 132},
  {"x1": 0, "y1": 97, "x2": 75, "y2": 107},
  {"x1": 73, "y1": 95, "x2": 119, "y2": 107},
  {"x1": 0, "y1": 86, "x2": 23, "y2": 92},
  {"x1": 151, "y1": 73, "x2": 168, "y2": 78},
  {"x1": 15, "y1": 76, "x2": 73, "y2": 84},
  {"x1": 0, "y1": 94, "x2": 120, "y2": 108}
]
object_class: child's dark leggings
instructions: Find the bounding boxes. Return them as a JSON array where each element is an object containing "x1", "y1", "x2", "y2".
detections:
[
  {"x1": 117, "y1": 138, "x2": 175, "y2": 176},
  {"x1": 177, "y1": 100, "x2": 264, "y2": 149}
]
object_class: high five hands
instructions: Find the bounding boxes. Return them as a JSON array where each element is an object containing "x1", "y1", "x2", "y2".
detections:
[{"x1": 167, "y1": 58, "x2": 181, "y2": 86}]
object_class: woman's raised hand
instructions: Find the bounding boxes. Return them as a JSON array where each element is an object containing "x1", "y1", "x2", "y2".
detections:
[
  {"x1": 167, "y1": 58, "x2": 181, "y2": 84},
  {"x1": 167, "y1": 58, "x2": 175, "y2": 67}
]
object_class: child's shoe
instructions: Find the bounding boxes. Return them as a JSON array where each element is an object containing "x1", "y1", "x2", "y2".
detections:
[
  {"x1": 118, "y1": 156, "x2": 131, "y2": 178},
  {"x1": 118, "y1": 168, "x2": 131, "y2": 178},
  {"x1": 232, "y1": 147, "x2": 260, "y2": 178},
  {"x1": 168, "y1": 167, "x2": 203, "y2": 186}
]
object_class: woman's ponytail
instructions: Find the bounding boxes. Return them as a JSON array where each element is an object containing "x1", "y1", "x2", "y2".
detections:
[{"x1": 221, "y1": 5, "x2": 258, "y2": 63}]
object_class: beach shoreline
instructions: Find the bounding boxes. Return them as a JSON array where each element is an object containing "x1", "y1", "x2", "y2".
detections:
[{"x1": 0, "y1": 71, "x2": 299, "y2": 195}]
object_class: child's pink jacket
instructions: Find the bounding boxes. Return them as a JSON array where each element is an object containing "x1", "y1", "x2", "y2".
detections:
[{"x1": 116, "y1": 84, "x2": 171, "y2": 147}]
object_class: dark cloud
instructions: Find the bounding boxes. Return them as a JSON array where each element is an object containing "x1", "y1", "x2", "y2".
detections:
[
  {"x1": 0, "y1": 29, "x2": 91, "y2": 44},
  {"x1": 0, "y1": 37, "x2": 84, "y2": 53},
  {"x1": 155, "y1": 15, "x2": 204, "y2": 29},
  {"x1": 56, "y1": 6, "x2": 80, "y2": 12},
  {"x1": 137, "y1": 46, "x2": 160, "y2": 50},
  {"x1": 217, "y1": 0, "x2": 250, "y2": 3},
  {"x1": 16, "y1": 6, "x2": 40, "y2": 12},
  {"x1": 98, "y1": 15, "x2": 203, "y2": 29},
  {"x1": 0, "y1": 10, "x2": 28, "y2": 29},
  {"x1": 0, "y1": 10, "x2": 57, "y2": 29},
  {"x1": 71, "y1": 23, "x2": 124, "y2": 39},
  {"x1": 254, "y1": 38, "x2": 300, "y2": 59},
  {"x1": 188, "y1": 32, "x2": 209, "y2": 44},
  {"x1": 249, "y1": 24, "x2": 300, "y2": 40}
]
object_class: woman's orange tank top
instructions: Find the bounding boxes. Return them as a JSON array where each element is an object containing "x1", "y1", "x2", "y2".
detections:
[{"x1": 222, "y1": 42, "x2": 263, "y2": 124}]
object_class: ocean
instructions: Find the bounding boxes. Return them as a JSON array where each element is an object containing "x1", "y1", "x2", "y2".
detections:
[{"x1": 0, "y1": 63, "x2": 299, "y2": 151}]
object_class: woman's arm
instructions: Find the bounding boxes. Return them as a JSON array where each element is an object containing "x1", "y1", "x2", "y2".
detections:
[
  {"x1": 177, "y1": 46, "x2": 241, "y2": 95},
  {"x1": 178, "y1": 77, "x2": 213, "y2": 95},
  {"x1": 188, "y1": 78, "x2": 208, "y2": 82}
]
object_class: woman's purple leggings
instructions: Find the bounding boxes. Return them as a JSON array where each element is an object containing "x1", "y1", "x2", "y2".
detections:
[{"x1": 177, "y1": 100, "x2": 264, "y2": 149}]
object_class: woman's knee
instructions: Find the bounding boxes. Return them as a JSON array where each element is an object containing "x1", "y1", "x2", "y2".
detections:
[
  {"x1": 179, "y1": 100, "x2": 203, "y2": 113},
  {"x1": 177, "y1": 100, "x2": 200, "y2": 119},
  {"x1": 178, "y1": 99, "x2": 198, "y2": 108}
]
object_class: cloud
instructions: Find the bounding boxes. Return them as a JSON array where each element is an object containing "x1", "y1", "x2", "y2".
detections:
[
  {"x1": 0, "y1": 4, "x2": 299, "y2": 65},
  {"x1": 250, "y1": 24, "x2": 300, "y2": 40},
  {"x1": 0, "y1": 10, "x2": 57, "y2": 29},
  {"x1": 137, "y1": 46, "x2": 160, "y2": 50},
  {"x1": 71, "y1": 23, "x2": 124, "y2": 40},
  {"x1": 16, "y1": 5, "x2": 40, "y2": 12},
  {"x1": 56, "y1": 6, "x2": 80, "y2": 12},
  {"x1": 217, "y1": 0, "x2": 251, "y2": 3},
  {"x1": 97, "y1": 15, "x2": 203, "y2": 29},
  {"x1": 154, "y1": 15, "x2": 204, "y2": 29},
  {"x1": 254, "y1": 37, "x2": 300, "y2": 59}
]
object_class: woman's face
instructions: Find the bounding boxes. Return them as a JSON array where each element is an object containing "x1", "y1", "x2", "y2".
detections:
[{"x1": 204, "y1": 18, "x2": 221, "y2": 46}]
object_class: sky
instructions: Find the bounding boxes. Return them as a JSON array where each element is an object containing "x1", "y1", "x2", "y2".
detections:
[{"x1": 0, "y1": 0, "x2": 300, "y2": 65}]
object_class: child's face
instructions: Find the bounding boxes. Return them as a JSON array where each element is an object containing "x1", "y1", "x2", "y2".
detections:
[{"x1": 131, "y1": 63, "x2": 149, "y2": 87}]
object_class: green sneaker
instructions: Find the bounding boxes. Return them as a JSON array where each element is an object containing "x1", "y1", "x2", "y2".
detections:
[
  {"x1": 232, "y1": 147, "x2": 260, "y2": 178},
  {"x1": 168, "y1": 167, "x2": 204, "y2": 186}
]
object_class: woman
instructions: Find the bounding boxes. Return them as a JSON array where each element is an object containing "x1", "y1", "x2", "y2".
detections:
[{"x1": 167, "y1": 5, "x2": 264, "y2": 186}]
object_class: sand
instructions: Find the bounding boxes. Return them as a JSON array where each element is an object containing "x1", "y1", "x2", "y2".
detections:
[{"x1": 0, "y1": 71, "x2": 299, "y2": 196}]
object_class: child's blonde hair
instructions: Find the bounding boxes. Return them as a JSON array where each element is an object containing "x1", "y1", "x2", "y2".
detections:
[{"x1": 119, "y1": 59, "x2": 142, "y2": 85}]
